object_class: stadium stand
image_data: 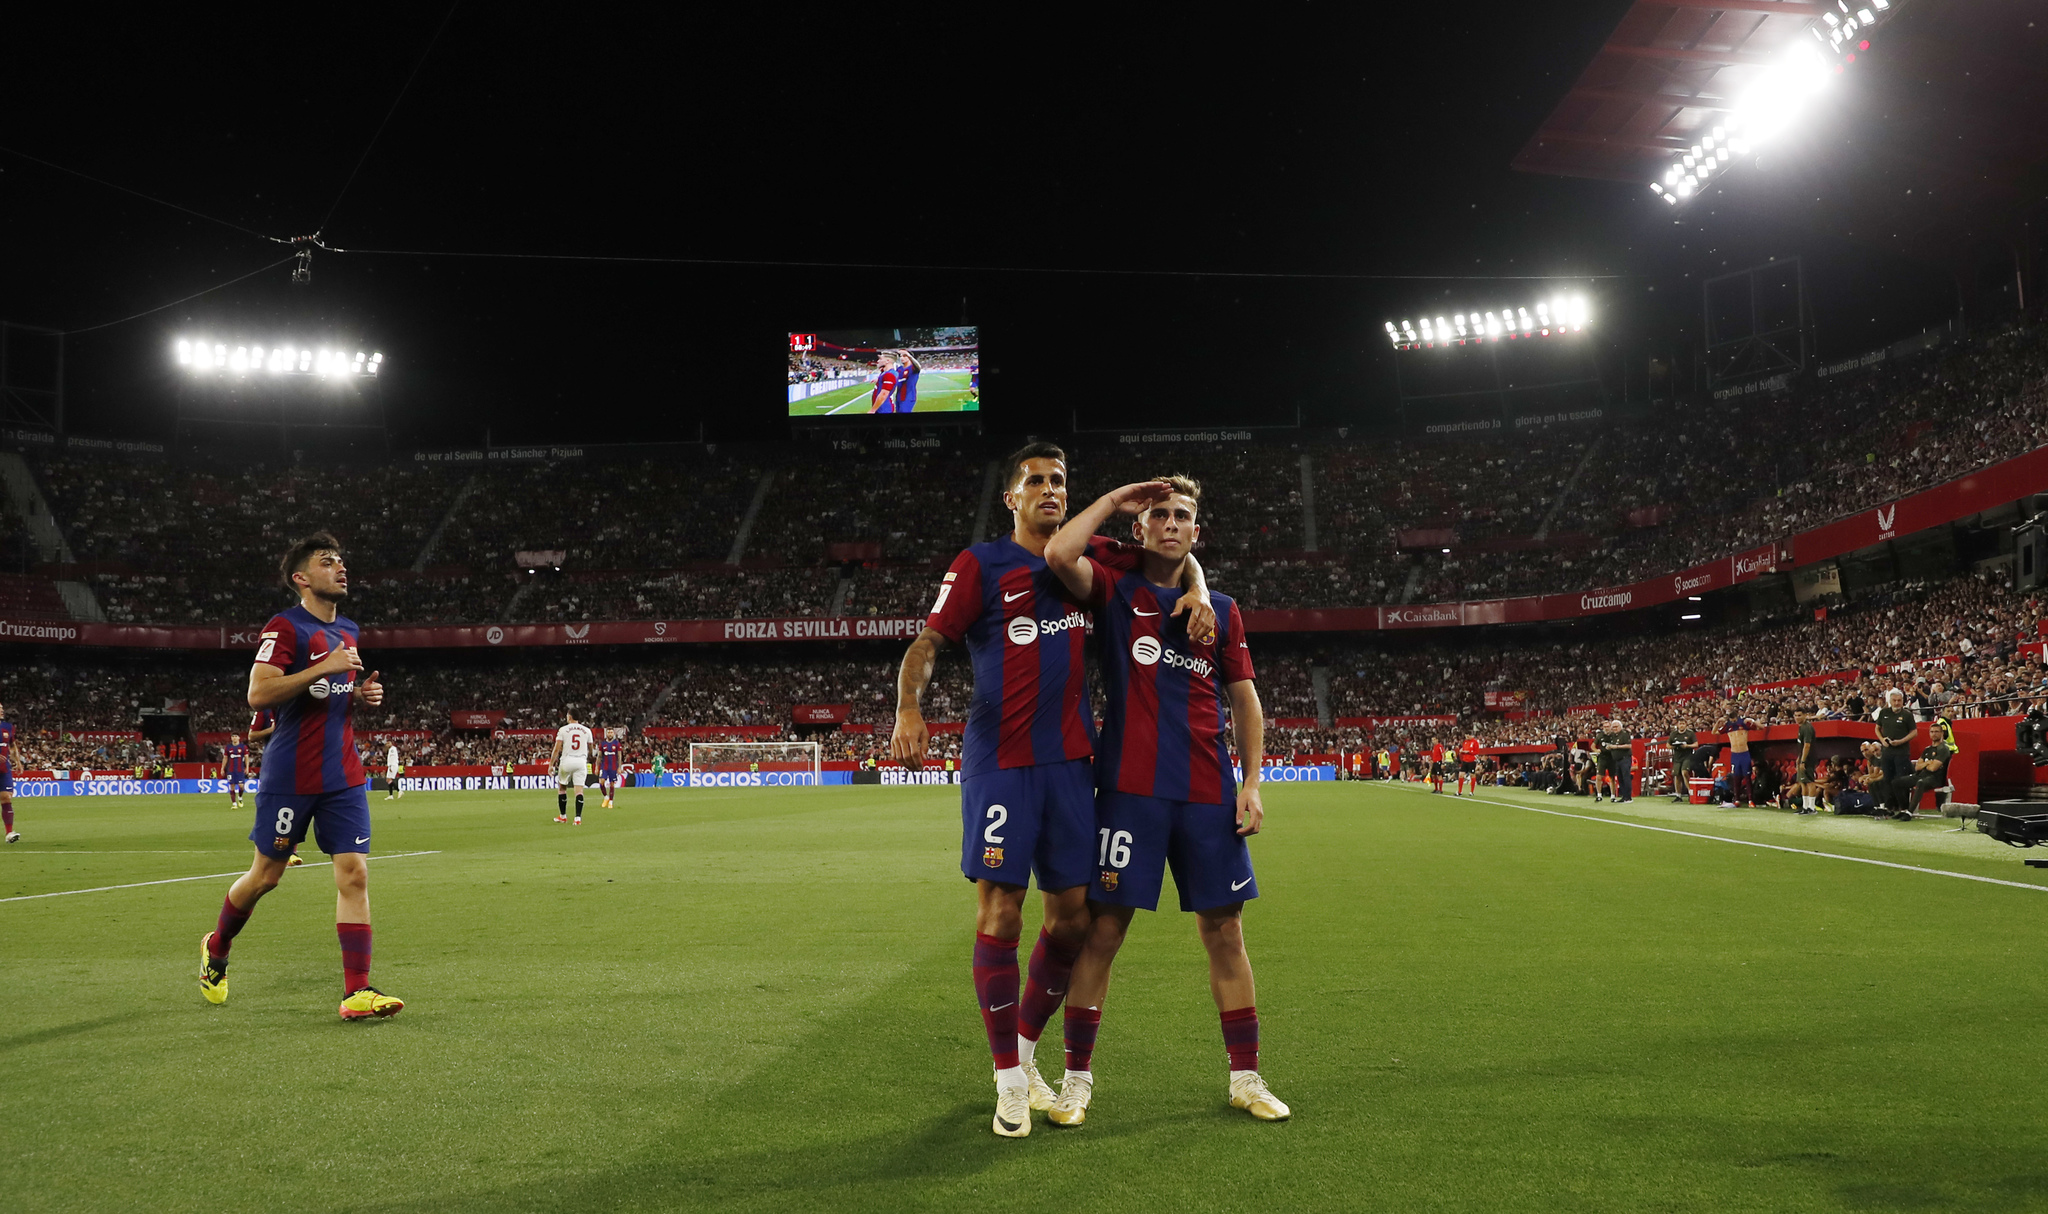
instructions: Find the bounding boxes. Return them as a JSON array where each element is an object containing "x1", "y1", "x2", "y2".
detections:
[
  {"x1": 4, "y1": 319, "x2": 2048, "y2": 795},
  {"x1": 6, "y1": 318, "x2": 2043, "y2": 626}
]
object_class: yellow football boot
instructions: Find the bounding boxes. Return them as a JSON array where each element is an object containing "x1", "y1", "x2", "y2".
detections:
[
  {"x1": 1048, "y1": 1072, "x2": 1093, "y2": 1127},
  {"x1": 199, "y1": 934, "x2": 228, "y2": 1005},
  {"x1": 339, "y1": 987, "x2": 404, "y2": 1020},
  {"x1": 1228, "y1": 1071, "x2": 1291, "y2": 1121}
]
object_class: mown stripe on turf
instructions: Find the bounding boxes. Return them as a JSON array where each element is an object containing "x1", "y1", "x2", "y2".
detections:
[
  {"x1": 1388, "y1": 783, "x2": 2048, "y2": 893},
  {"x1": 0, "y1": 850, "x2": 442, "y2": 903}
]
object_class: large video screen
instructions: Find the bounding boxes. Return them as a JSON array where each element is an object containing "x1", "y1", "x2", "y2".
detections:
[{"x1": 787, "y1": 327, "x2": 979, "y2": 417}]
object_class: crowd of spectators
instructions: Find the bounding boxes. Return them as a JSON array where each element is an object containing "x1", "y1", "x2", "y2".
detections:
[
  {"x1": 4, "y1": 560, "x2": 2044, "y2": 785},
  {"x1": 747, "y1": 448, "x2": 985, "y2": 568},
  {"x1": 33, "y1": 454, "x2": 462, "y2": 577},
  {"x1": 440, "y1": 455, "x2": 762, "y2": 570},
  {"x1": 506, "y1": 566, "x2": 840, "y2": 622},
  {"x1": 15, "y1": 319, "x2": 2047, "y2": 628}
]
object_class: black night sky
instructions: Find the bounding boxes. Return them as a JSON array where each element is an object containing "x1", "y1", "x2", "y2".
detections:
[{"x1": 0, "y1": 3, "x2": 1972, "y2": 447}]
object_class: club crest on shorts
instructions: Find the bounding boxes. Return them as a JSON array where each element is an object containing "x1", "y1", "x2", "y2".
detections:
[
  {"x1": 274, "y1": 836, "x2": 291, "y2": 850},
  {"x1": 983, "y1": 845, "x2": 1004, "y2": 867},
  {"x1": 1099, "y1": 870, "x2": 1119, "y2": 891}
]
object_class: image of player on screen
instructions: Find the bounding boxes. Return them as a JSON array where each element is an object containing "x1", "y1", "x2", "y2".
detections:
[{"x1": 789, "y1": 327, "x2": 979, "y2": 418}]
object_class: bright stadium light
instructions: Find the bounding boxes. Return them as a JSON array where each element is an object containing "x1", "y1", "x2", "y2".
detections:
[{"x1": 178, "y1": 337, "x2": 382, "y2": 378}]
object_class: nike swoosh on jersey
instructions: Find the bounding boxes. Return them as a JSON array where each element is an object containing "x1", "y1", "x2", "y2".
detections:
[
  {"x1": 1003, "y1": 590, "x2": 1030, "y2": 602},
  {"x1": 1231, "y1": 876, "x2": 1253, "y2": 891},
  {"x1": 1133, "y1": 607, "x2": 1160, "y2": 616}
]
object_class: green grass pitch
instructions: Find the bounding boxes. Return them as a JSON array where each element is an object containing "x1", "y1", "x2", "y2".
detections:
[
  {"x1": 5, "y1": 780, "x2": 2048, "y2": 1213},
  {"x1": 789, "y1": 369, "x2": 977, "y2": 417}
]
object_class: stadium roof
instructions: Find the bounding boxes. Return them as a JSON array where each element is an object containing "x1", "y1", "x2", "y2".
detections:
[
  {"x1": 1512, "y1": 0, "x2": 1826, "y2": 184},
  {"x1": 1516, "y1": 0, "x2": 2048, "y2": 265}
]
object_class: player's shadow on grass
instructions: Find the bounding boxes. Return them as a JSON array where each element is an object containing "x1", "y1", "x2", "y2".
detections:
[
  {"x1": 0, "y1": 1011, "x2": 146, "y2": 1054},
  {"x1": 363, "y1": 1101, "x2": 1023, "y2": 1214}
]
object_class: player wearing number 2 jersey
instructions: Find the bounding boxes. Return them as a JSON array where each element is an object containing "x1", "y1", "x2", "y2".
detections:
[
  {"x1": 1045, "y1": 474, "x2": 1289, "y2": 1127},
  {"x1": 893, "y1": 442, "x2": 1216, "y2": 1138},
  {"x1": 198, "y1": 532, "x2": 401, "y2": 1021}
]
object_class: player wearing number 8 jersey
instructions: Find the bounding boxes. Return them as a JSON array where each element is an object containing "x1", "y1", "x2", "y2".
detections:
[
  {"x1": 893, "y1": 442, "x2": 1216, "y2": 1138},
  {"x1": 1043, "y1": 474, "x2": 1289, "y2": 1126},
  {"x1": 197, "y1": 532, "x2": 401, "y2": 1020}
]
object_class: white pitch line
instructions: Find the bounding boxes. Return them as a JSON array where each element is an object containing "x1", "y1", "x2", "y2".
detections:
[
  {"x1": 824, "y1": 388, "x2": 871, "y2": 415},
  {"x1": 0, "y1": 851, "x2": 442, "y2": 903},
  {"x1": 1385, "y1": 782, "x2": 2048, "y2": 893}
]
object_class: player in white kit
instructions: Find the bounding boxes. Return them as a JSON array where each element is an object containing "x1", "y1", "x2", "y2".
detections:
[
  {"x1": 383, "y1": 741, "x2": 405, "y2": 800},
  {"x1": 550, "y1": 711, "x2": 593, "y2": 824}
]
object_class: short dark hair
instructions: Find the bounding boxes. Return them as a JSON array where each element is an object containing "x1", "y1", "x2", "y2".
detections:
[
  {"x1": 1002, "y1": 441, "x2": 1067, "y2": 492},
  {"x1": 279, "y1": 531, "x2": 343, "y2": 589}
]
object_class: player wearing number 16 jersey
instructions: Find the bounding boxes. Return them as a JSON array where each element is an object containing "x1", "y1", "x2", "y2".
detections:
[
  {"x1": 1044, "y1": 474, "x2": 1289, "y2": 1127},
  {"x1": 893, "y1": 443, "x2": 1216, "y2": 1138},
  {"x1": 197, "y1": 532, "x2": 401, "y2": 1020}
]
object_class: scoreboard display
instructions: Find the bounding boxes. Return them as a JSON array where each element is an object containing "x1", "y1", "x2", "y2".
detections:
[{"x1": 787, "y1": 326, "x2": 979, "y2": 418}]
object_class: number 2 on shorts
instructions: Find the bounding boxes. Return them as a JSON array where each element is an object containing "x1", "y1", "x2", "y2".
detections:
[{"x1": 983, "y1": 804, "x2": 1007, "y2": 844}]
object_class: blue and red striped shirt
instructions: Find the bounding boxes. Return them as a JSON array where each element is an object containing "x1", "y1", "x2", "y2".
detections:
[
  {"x1": 928, "y1": 535, "x2": 1141, "y2": 775},
  {"x1": 223, "y1": 742, "x2": 248, "y2": 775},
  {"x1": 1085, "y1": 560, "x2": 1254, "y2": 805},
  {"x1": 0, "y1": 719, "x2": 12, "y2": 773},
  {"x1": 253, "y1": 605, "x2": 368, "y2": 795},
  {"x1": 598, "y1": 738, "x2": 621, "y2": 772}
]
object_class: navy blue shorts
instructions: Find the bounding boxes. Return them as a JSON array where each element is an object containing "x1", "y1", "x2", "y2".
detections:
[
  {"x1": 1090, "y1": 791, "x2": 1257, "y2": 913},
  {"x1": 225, "y1": 772, "x2": 247, "y2": 792},
  {"x1": 251, "y1": 785, "x2": 370, "y2": 860},
  {"x1": 960, "y1": 758, "x2": 1095, "y2": 891},
  {"x1": 600, "y1": 768, "x2": 619, "y2": 783},
  {"x1": 1730, "y1": 752, "x2": 1753, "y2": 778},
  {"x1": 0, "y1": 763, "x2": 12, "y2": 794}
]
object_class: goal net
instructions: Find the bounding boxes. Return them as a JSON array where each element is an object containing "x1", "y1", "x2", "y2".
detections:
[{"x1": 687, "y1": 741, "x2": 823, "y2": 787}]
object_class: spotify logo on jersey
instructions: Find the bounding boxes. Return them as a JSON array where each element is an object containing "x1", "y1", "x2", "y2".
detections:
[
  {"x1": 307, "y1": 677, "x2": 331, "y2": 700},
  {"x1": 1007, "y1": 616, "x2": 1040, "y2": 645},
  {"x1": 1131, "y1": 636, "x2": 1162, "y2": 666}
]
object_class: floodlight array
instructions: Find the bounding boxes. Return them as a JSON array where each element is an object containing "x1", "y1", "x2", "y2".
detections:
[
  {"x1": 176, "y1": 339, "x2": 382, "y2": 378},
  {"x1": 1645, "y1": 1, "x2": 1901, "y2": 210},
  {"x1": 1815, "y1": 0, "x2": 1891, "y2": 56},
  {"x1": 1384, "y1": 296, "x2": 1590, "y2": 350}
]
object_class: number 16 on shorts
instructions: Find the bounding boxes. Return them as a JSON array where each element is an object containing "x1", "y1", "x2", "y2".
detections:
[{"x1": 1098, "y1": 828, "x2": 1131, "y2": 890}]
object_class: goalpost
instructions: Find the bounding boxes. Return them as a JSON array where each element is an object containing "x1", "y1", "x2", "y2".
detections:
[{"x1": 687, "y1": 741, "x2": 823, "y2": 787}]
